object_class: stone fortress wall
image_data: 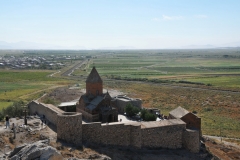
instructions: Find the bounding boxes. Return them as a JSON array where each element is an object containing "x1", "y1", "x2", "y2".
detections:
[
  {"x1": 57, "y1": 112, "x2": 82, "y2": 146},
  {"x1": 28, "y1": 101, "x2": 64, "y2": 125},
  {"x1": 82, "y1": 119, "x2": 194, "y2": 149},
  {"x1": 28, "y1": 101, "x2": 200, "y2": 153},
  {"x1": 182, "y1": 129, "x2": 200, "y2": 153}
]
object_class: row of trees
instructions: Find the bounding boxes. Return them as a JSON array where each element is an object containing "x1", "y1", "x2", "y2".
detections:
[
  {"x1": 107, "y1": 75, "x2": 212, "y2": 86},
  {"x1": 125, "y1": 103, "x2": 157, "y2": 121}
]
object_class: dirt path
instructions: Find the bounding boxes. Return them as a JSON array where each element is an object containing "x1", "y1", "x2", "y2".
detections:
[
  {"x1": 204, "y1": 136, "x2": 240, "y2": 160},
  {"x1": 19, "y1": 85, "x2": 65, "y2": 99},
  {"x1": 61, "y1": 59, "x2": 88, "y2": 77},
  {"x1": 204, "y1": 135, "x2": 240, "y2": 150},
  {"x1": 49, "y1": 70, "x2": 61, "y2": 77}
]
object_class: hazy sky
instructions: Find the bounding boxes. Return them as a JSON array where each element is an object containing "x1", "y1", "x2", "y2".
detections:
[{"x1": 1, "y1": 0, "x2": 240, "y2": 49}]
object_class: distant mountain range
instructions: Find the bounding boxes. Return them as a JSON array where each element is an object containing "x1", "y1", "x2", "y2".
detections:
[
  {"x1": 182, "y1": 42, "x2": 240, "y2": 49},
  {"x1": 0, "y1": 41, "x2": 86, "y2": 50},
  {"x1": 0, "y1": 40, "x2": 239, "y2": 50}
]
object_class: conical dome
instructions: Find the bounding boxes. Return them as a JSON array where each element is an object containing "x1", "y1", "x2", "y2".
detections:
[{"x1": 86, "y1": 67, "x2": 103, "y2": 83}]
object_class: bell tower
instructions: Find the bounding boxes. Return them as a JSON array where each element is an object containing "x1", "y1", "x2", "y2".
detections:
[{"x1": 86, "y1": 67, "x2": 103, "y2": 96}]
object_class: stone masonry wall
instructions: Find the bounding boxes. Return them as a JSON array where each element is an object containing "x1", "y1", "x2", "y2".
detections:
[
  {"x1": 141, "y1": 122, "x2": 186, "y2": 149},
  {"x1": 28, "y1": 101, "x2": 63, "y2": 125},
  {"x1": 82, "y1": 123, "x2": 131, "y2": 147},
  {"x1": 128, "y1": 123, "x2": 141, "y2": 148},
  {"x1": 28, "y1": 101, "x2": 40, "y2": 115},
  {"x1": 57, "y1": 112, "x2": 82, "y2": 146},
  {"x1": 101, "y1": 123, "x2": 131, "y2": 146},
  {"x1": 182, "y1": 129, "x2": 200, "y2": 153},
  {"x1": 29, "y1": 101, "x2": 199, "y2": 152},
  {"x1": 82, "y1": 121, "x2": 189, "y2": 149},
  {"x1": 82, "y1": 122, "x2": 102, "y2": 144}
]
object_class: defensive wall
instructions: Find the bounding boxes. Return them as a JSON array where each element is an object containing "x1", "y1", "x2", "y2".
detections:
[
  {"x1": 57, "y1": 112, "x2": 82, "y2": 146},
  {"x1": 28, "y1": 101, "x2": 64, "y2": 125},
  {"x1": 28, "y1": 101, "x2": 200, "y2": 153}
]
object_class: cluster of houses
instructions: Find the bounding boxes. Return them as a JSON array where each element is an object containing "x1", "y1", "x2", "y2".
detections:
[{"x1": 0, "y1": 55, "x2": 82, "y2": 69}]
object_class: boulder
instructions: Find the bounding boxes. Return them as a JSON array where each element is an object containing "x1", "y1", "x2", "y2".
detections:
[
  {"x1": 9, "y1": 140, "x2": 63, "y2": 160},
  {"x1": 8, "y1": 144, "x2": 26, "y2": 158}
]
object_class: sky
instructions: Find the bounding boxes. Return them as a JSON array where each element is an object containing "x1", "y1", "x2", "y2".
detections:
[{"x1": 0, "y1": 0, "x2": 240, "y2": 49}]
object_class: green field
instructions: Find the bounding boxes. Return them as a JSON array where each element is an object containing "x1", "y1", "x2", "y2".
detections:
[
  {"x1": 0, "y1": 70, "x2": 73, "y2": 109},
  {"x1": 70, "y1": 49, "x2": 240, "y2": 90}
]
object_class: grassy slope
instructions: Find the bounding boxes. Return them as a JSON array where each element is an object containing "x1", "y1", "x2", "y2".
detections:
[{"x1": 0, "y1": 70, "x2": 72, "y2": 107}]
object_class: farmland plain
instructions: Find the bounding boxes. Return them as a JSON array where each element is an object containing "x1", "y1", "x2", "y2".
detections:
[{"x1": 0, "y1": 49, "x2": 240, "y2": 138}]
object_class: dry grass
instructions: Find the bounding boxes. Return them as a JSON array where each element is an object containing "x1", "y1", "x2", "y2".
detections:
[{"x1": 105, "y1": 80, "x2": 240, "y2": 138}]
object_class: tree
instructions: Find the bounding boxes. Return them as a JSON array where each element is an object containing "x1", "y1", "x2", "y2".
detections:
[
  {"x1": 125, "y1": 103, "x2": 139, "y2": 117},
  {"x1": 141, "y1": 109, "x2": 157, "y2": 121},
  {"x1": 1, "y1": 100, "x2": 25, "y2": 119},
  {"x1": 144, "y1": 112, "x2": 157, "y2": 121}
]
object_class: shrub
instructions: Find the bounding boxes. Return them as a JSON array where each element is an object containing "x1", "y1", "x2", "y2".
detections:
[
  {"x1": 1, "y1": 100, "x2": 25, "y2": 118},
  {"x1": 143, "y1": 112, "x2": 157, "y2": 121},
  {"x1": 140, "y1": 109, "x2": 157, "y2": 121},
  {"x1": 140, "y1": 109, "x2": 147, "y2": 119},
  {"x1": 204, "y1": 107, "x2": 213, "y2": 112},
  {"x1": 0, "y1": 112, "x2": 4, "y2": 121},
  {"x1": 125, "y1": 103, "x2": 140, "y2": 117}
]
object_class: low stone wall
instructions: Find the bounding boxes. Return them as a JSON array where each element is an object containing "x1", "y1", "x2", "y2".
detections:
[
  {"x1": 182, "y1": 129, "x2": 200, "y2": 153},
  {"x1": 57, "y1": 112, "x2": 82, "y2": 146},
  {"x1": 28, "y1": 101, "x2": 63, "y2": 125}
]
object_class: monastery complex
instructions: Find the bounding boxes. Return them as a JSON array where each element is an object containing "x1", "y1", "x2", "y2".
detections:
[{"x1": 28, "y1": 67, "x2": 201, "y2": 153}]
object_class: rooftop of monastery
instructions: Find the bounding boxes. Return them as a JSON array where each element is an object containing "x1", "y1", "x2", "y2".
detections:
[
  {"x1": 86, "y1": 66, "x2": 103, "y2": 83},
  {"x1": 169, "y1": 106, "x2": 189, "y2": 119}
]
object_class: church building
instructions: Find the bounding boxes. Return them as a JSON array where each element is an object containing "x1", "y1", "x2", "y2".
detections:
[{"x1": 76, "y1": 67, "x2": 118, "y2": 123}]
